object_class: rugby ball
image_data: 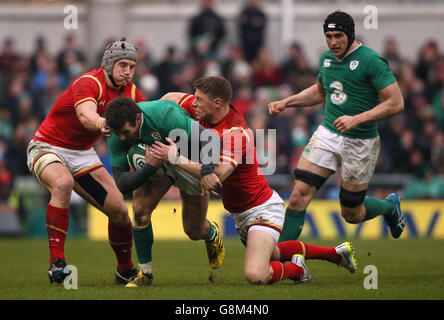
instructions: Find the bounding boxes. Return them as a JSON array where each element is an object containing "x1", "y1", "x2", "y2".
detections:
[{"x1": 127, "y1": 143, "x2": 166, "y2": 180}]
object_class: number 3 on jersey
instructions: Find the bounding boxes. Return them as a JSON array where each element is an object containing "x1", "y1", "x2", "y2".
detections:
[{"x1": 329, "y1": 81, "x2": 347, "y2": 105}]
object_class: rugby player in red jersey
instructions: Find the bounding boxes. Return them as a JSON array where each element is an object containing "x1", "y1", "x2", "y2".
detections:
[
  {"x1": 27, "y1": 38, "x2": 144, "y2": 284},
  {"x1": 152, "y1": 77, "x2": 358, "y2": 284}
]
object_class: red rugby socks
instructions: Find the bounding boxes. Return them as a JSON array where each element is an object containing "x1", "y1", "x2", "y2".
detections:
[
  {"x1": 269, "y1": 260, "x2": 303, "y2": 283},
  {"x1": 46, "y1": 204, "x2": 69, "y2": 264},
  {"x1": 108, "y1": 221, "x2": 134, "y2": 272},
  {"x1": 277, "y1": 240, "x2": 341, "y2": 264}
]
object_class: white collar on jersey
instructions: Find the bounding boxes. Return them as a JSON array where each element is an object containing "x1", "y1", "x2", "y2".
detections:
[{"x1": 335, "y1": 42, "x2": 362, "y2": 62}]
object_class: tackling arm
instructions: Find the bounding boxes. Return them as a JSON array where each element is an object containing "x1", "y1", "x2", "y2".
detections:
[
  {"x1": 149, "y1": 123, "x2": 221, "y2": 180},
  {"x1": 174, "y1": 155, "x2": 235, "y2": 184},
  {"x1": 75, "y1": 101, "x2": 106, "y2": 132},
  {"x1": 160, "y1": 92, "x2": 187, "y2": 104}
]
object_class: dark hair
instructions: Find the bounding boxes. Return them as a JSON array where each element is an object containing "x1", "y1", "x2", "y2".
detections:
[
  {"x1": 323, "y1": 10, "x2": 355, "y2": 50},
  {"x1": 104, "y1": 97, "x2": 140, "y2": 131},
  {"x1": 192, "y1": 76, "x2": 233, "y2": 104}
]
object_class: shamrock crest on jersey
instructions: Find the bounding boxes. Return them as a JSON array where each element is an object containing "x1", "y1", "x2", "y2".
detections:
[
  {"x1": 349, "y1": 60, "x2": 359, "y2": 70},
  {"x1": 317, "y1": 44, "x2": 397, "y2": 139}
]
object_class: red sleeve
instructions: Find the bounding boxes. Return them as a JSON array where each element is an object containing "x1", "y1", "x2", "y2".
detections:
[
  {"x1": 72, "y1": 77, "x2": 101, "y2": 108},
  {"x1": 135, "y1": 86, "x2": 146, "y2": 102},
  {"x1": 220, "y1": 128, "x2": 253, "y2": 168},
  {"x1": 178, "y1": 94, "x2": 197, "y2": 119}
]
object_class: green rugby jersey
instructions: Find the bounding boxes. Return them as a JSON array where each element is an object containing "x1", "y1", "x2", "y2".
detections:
[
  {"x1": 317, "y1": 44, "x2": 397, "y2": 139},
  {"x1": 108, "y1": 100, "x2": 194, "y2": 169}
]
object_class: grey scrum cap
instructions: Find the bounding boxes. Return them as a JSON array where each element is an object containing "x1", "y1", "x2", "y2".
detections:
[{"x1": 101, "y1": 37, "x2": 137, "y2": 76}]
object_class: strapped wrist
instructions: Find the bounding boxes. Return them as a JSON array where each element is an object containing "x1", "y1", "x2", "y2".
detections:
[
  {"x1": 171, "y1": 153, "x2": 180, "y2": 165},
  {"x1": 96, "y1": 117, "x2": 105, "y2": 130},
  {"x1": 200, "y1": 163, "x2": 215, "y2": 177}
]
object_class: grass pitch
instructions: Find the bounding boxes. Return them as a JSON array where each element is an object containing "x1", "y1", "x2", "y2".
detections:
[{"x1": 1, "y1": 237, "x2": 443, "y2": 300}]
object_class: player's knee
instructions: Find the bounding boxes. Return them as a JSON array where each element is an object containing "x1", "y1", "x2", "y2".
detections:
[
  {"x1": 132, "y1": 201, "x2": 154, "y2": 218},
  {"x1": 132, "y1": 211, "x2": 152, "y2": 229},
  {"x1": 244, "y1": 267, "x2": 267, "y2": 285},
  {"x1": 288, "y1": 189, "x2": 302, "y2": 208},
  {"x1": 339, "y1": 187, "x2": 366, "y2": 224},
  {"x1": 108, "y1": 202, "x2": 129, "y2": 226},
  {"x1": 51, "y1": 176, "x2": 75, "y2": 199},
  {"x1": 341, "y1": 208, "x2": 362, "y2": 224},
  {"x1": 288, "y1": 189, "x2": 309, "y2": 210},
  {"x1": 110, "y1": 213, "x2": 129, "y2": 226}
]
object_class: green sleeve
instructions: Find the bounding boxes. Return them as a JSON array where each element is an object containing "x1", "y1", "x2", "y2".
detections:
[
  {"x1": 317, "y1": 72, "x2": 323, "y2": 84},
  {"x1": 369, "y1": 56, "x2": 397, "y2": 90},
  {"x1": 317, "y1": 52, "x2": 325, "y2": 84},
  {"x1": 107, "y1": 133, "x2": 130, "y2": 169},
  {"x1": 159, "y1": 104, "x2": 194, "y2": 138}
]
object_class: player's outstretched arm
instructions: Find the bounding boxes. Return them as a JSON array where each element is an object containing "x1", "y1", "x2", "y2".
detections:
[
  {"x1": 75, "y1": 100, "x2": 106, "y2": 132},
  {"x1": 333, "y1": 81, "x2": 404, "y2": 134},
  {"x1": 150, "y1": 137, "x2": 203, "y2": 179},
  {"x1": 160, "y1": 92, "x2": 187, "y2": 104},
  {"x1": 200, "y1": 164, "x2": 234, "y2": 196},
  {"x1": 268, "y1": 82, "x2": 325, "y2": 115}
]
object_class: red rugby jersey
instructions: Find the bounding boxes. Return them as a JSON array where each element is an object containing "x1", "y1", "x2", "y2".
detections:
[
  {"x1": 34, "y1": 68, "x2": 145, "y2": 150},
  {"x1": 178, "y1": 94, "x2": 273, "y2": 213}
]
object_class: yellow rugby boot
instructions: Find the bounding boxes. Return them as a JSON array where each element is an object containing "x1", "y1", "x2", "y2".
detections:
[
  {"x1": 125, "y1": 271, "x2": 153, "y2": 288},
  {"x1": 205, "y1": 221, "x2": 225, "y2": 269}
]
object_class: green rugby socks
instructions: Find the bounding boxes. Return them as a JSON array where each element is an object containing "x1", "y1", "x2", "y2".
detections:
[
  {"x1": 132, "y1": 223, "x2": 154, "y2": 275},
  {"x1": 363, "y1": 196, "x2": 395, "y2": 221},
  {"x1": 204, "y1": 219, "x2": 216, "y2": 242},
  {"x1": 278, "y1": 208, "x2": 306, "y2": 242}
]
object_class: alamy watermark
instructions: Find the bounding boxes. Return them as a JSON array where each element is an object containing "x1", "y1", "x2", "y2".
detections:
[
  {"x1": 166, "y1": 125, "x2": 277, "y2": 175},
  {"x1": 363, "y1": 5, "x2": 378, "y2": 30},
  {"x1": 63, "y1": 4, "x2": 378, "y2": 31},
  {"x1": 63, "y1": 265, "x2": 78, "y2": 289},
  {"x1": 363, "y1": 265, "x2": 378, "y2": 290},
  {"x1": 64, "y1": 5, "x2": 78, "y2": 30}
]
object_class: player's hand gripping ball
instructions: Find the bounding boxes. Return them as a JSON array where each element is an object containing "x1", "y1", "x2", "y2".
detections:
[{"x1": 127, "y1": 143, "x2": 167, "y2": 180}]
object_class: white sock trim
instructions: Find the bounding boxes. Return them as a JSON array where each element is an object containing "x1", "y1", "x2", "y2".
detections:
[{"x1": 139, "y1": 261, "x2": 152, "y2": 275}]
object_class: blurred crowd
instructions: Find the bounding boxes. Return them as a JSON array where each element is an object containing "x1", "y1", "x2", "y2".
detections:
[{"x1": 1, "y1": 0, "x2": 444, "y2": 205}]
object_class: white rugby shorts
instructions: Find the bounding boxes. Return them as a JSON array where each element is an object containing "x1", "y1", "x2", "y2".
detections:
[
  {"x1": 165, "y1": 163, "x2": 201, "y2": 196},
  {"x1": 27, "y1": 139, "x2": 103, "y2": 181},
  {"x1": 231, "y1": 191, "x2": 285, "y2": 243},
  {"x1": 302, "y1": 125, "x2": 380, "y2": 185}
]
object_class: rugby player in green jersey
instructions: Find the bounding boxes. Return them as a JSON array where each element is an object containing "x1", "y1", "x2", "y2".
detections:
[
  {"x1": 268, "y1": 11, "x2": 406, "y2": 241},
  {"x1": 103, "y1": 97, "x2": 225, "y2": 287}
]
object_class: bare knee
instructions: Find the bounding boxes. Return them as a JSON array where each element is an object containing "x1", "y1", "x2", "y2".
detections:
[
  {"x1": 51, "y1": 175, "x2": 75, "y2": 199},
  {"x1": 341, "y1": 207, "x2": 364, "y2": 224},
  {"x1": 52, "y1": 175, "x2": 74, "y2": 197},
  {"x1": 133, "y1": 201, "x2": 152, "y2": 218},
  {"x1": 289, "y1": 189, "x2": 308, "y2": 210},
  {"x1": 244, "y1": 266, "x2": 268, "y2": 285},
  {"x1": 110, "y1": 211, "x2": 129, "y2": 226},
  {"x1": 107, "y1": 199, "x2": 129, "y2": 226},
  {"x1": 132, "y1": 206, "x2": 152, "y2": 229}
]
